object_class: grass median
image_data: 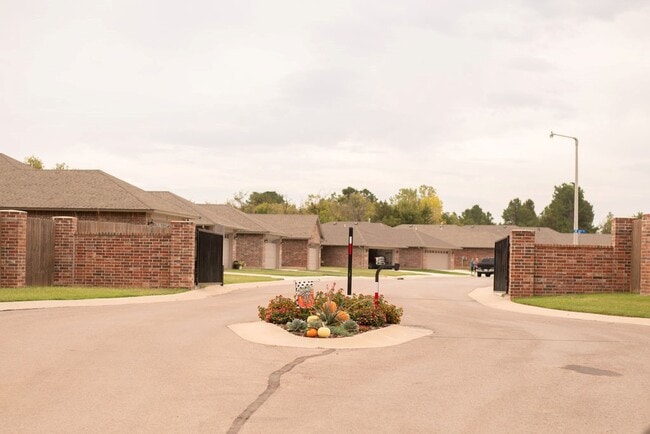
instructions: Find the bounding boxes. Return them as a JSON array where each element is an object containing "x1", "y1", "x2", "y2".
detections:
[
  {"x1": 0, "y1": 287, "x2": 187, "y2": 302},
  {"x1": 512, "y1": 293, "x2": 650, "y2": 318}
]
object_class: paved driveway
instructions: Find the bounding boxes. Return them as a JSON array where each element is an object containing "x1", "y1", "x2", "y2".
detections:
[{"x1": 1, "y1": 276, "x2": 649, "y2": 433}]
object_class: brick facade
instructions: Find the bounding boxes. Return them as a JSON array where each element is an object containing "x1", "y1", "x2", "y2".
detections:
[
  {"x1": 234, "y1": 233, "x2": 264, "y2": 268},
  {"x1": 454, "y1": 248, "x2": 494, "y2": 269},
  {"x1": 282, "y1": 239, "x2": 308, "y2": 268},
  {"x1": 0, "y1": 210, "x2": 27, "y2": 287},
  {"x1": 321, "y1": 246, "x2": 368, "y2": 268},
  {"x1": 399, "y1": 247, "x2": 423, "y2": 269}
]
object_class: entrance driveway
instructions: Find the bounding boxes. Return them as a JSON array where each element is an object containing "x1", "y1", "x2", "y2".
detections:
[{"x1": 1, "y1": 276, "x2": 649, "y2": 433}]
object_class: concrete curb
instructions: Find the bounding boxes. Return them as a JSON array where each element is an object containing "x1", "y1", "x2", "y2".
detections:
[
  {"x1": 469, "y1": 286, "x2": 650, "y2": 327},
  {"x1": 228, "y1": 321, "x2": 433, "y2": 349}
]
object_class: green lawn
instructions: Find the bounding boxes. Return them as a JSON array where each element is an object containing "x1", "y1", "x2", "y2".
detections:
[
  {"x1": 223, "y1": 274, "x2": 282, "y2": 285},
  {"x1": 513, "y1": 293, "x2": 650, "y2": 318},
  {"x1": 0, "y1": 286, "x2": 187, "y2": 302},
  {"x1": 227, "y1": 266, "x2": 459, "y2": 278}
]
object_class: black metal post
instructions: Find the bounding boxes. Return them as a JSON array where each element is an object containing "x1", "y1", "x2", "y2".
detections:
[{"x1": 347, "y1": 227, "x2": 353, "y2": 295}]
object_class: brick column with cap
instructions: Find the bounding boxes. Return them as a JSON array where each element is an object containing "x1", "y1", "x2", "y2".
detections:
[{"x1": 0, "y1": 210, "x2": 27, "y2": 288}]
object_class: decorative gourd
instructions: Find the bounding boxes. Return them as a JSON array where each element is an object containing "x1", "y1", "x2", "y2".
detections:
[
  {"x1": 307, "y1": 315, "x2": 320, "y2": 323},
  {"x1": 306, "y1": 328, "x2": 318, "y2": 338},
  {"x1": 322, "y1": 300, "x2": 337, "y2": 314},
  {"x1": 335, "y1": 311, "x2": 350, "y2": 322},
  {"x1": 317, "y1": 327, "x2": 331, "y2": 338}
]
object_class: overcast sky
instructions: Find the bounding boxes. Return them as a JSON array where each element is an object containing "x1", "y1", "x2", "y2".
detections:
[{"x1": 2, "y1": 1, "x2": 648, "y2": 225}]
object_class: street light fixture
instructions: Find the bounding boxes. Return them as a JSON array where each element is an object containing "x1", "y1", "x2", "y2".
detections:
[{"x1": 549, "y1": 131, "x2": 579, "y2": 245}]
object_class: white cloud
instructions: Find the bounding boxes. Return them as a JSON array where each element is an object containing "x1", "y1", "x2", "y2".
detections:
[{"x1": 2, "y1": 0, "x2": 649, "y2": 225}]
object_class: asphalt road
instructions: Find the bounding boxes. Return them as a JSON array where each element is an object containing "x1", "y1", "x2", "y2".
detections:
[{"x1": 1, "y1": 276, "x2": 649, "y2": 433}]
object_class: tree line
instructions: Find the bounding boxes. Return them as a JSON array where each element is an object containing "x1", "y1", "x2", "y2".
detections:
[
  {"x1": 22, "y1": 155, "x2": 639, "y2": 234},
  {"x1": 228, "y1": 183, "x2": 641, "y2": 234}
]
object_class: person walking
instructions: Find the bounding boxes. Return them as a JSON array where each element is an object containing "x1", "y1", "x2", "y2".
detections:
[{"x1": 470, "y1": 257, "x2": 476, "y2": 276}]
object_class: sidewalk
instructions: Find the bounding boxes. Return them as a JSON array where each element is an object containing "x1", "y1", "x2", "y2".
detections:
[{"x1": 469, "y1": 286, "x2": 650, "y2": 327}]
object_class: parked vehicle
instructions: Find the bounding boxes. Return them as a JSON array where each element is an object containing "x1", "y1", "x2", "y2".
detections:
[{"x1": 476, "y1": 257, "x2": 495, "y2": 277}]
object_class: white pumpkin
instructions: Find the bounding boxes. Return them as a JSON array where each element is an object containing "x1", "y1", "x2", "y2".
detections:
[{"x1": 317, "y1": 326, "x2": 331, "y2": 338}]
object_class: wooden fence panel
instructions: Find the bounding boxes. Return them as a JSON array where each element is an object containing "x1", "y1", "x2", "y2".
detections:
[
  {"x1": 77, "y1": 220, "x2": 170, "y2": 235},
  {"x1": 631, "y1": 219, "x2": 641, "y2": 293},
  {"x1": 26, "y1": 218, "x2": 55, "y2": 286}
]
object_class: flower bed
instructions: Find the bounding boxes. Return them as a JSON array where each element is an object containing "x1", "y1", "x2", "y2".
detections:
[{"x1": 257, "y1": 283, "x2": 403, "y2": 338}]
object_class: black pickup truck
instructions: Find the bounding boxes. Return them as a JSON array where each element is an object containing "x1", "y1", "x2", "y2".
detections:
[{"x1": 476, "y1": 257, "x2": 495, "y2": 277}]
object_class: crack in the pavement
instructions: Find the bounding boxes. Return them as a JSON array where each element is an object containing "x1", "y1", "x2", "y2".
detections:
[{"x1": 228, "y1": 349, "x2": 335, "y2": 433}]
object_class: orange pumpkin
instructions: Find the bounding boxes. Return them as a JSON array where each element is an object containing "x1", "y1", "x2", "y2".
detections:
[
  {"x1": 335, "y1": 311, "x2": 350, "y2": 322},
  {"x1": 323, "y1": 300, "x2": 337, "y2": 314},
  {"x1": 305, "y1": 328, "x2": 318, "y2": 338}
]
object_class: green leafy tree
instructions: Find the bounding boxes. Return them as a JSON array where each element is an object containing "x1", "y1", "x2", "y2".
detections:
[
  {"x1": 599, "y1": 211, "x2": 614, "y2": 234},
  {"x1": 633, "y1": 211, "x2": 644, "y2": 219},
  {"x1": 54, "y1": 162, "x2": 69, "y2": 170},
  {"x1": 303, "y1": 194, "x2": 336, "y2": 223},
  {"x1": 459, "y1": 205, "x2": 494, "y2": 225},
  {"x1": 24, "y1": 155, "x2": 44, "y2": 169},
  {"x1": 442, "y1": 211, "x2": 461, "y2": 225},
  {"x1": 502, "y1": 198, "x2": 539, "y2": 227},
  {"x1": 375, "y1": 200, "x2": 400, "y2": 226},
  {"x1": 539, "y1": 183, "x2": 596, "y2": 233},
  {"x1": 388, "y1": 185, "x2": 443, "y2": 225},
  {"x1": 241, "y1": 191, "x2": 297, "y2": 213},
  {"x1": 331, "y1": 191, "x2": 375, "y2": 222}
]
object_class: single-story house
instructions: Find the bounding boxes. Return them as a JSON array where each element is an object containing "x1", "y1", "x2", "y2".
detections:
[
  {"x1": 321, "y1": 221, "x2": 457, "y2": 270},
  {"x1": 0, "y1": 153, "x2": 198, "y2": 224},
  {"x1": 402, "y1": 224, "x2": 612, "y2": 269}
]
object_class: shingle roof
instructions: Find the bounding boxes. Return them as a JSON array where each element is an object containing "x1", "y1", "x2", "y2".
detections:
[
  {"x1": 0, "y1": 154, "x2": 32, "y2": 171},
  {"x1": 392, "y1": 226, "x2": 460, "y2": 249},
  {"x1": 400, "y1": 224, "x2": 611, "y2": 247},
  {"x1": 196, "y1": 204, "x2": 272, "y2": 233},
  {"x1": 0, "y1": 154, "x2": 197, "y2": 219},
  {"x1": 148, "y1": 192, "x2": 220, "y2": 227},
  {"x1": 249, "y1": 214, "x2": 322, "y2": 239}
]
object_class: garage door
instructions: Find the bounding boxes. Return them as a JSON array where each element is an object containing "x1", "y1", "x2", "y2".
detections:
[
  {"x1": 424, "y1": 250, "x2": 449, "y2": 270},
  {"x1": 223, "y1": 236, "x2": 232, "y2": 268},
  {"x1": 307, "y1": 246, "x2": 319, "y2": 270},
  {"x1": 263, "y1": 241, "x2": 278, "y2": 269}
]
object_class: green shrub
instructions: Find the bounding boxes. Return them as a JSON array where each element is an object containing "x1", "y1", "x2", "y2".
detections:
[
  {"x1": 258, "y1": 295, "x2": 300, "y2": 324},
  {"x1": 258, "y1": 286, "x2": 403, "y2": 330}
]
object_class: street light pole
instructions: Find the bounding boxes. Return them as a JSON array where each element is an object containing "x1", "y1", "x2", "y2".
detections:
[{"x1": 550, "y1": 131, "x2": 579, "y2": 245}]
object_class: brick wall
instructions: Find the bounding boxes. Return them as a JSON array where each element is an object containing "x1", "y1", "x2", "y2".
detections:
[
  {"x1": 0, "y1": 210, "x2": 27, "y2": 287},
  {"x1": 51, "y1": 218, "x2": 196, "y2": 289},
  {"x1": 234, "y1": 233, "x2": 264, "y2": 268},
  {"x1": 509, "y1": 217, "x2": 643, "y2": 298},
  {"x1": 282, "y1": 239, "x2": 308, "y2": 268},
  {"x1": 399, "y1": 248, "x2": 423, "y2": 269},
  {"x1": 454, "y1": 248, "x2": 494, "y2": 269},
  {"x1": 641, "y1": 215, "x2": 650, "y2": 295},
  {"x1": 321, "y1": 246, "x2": 367, "y2": 268}
]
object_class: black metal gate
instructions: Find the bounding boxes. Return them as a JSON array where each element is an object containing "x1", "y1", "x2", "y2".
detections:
[
  {"x1": 195, "y1": 229, "x2": 224, "y2": 285},
  {"x1": 494, "y1": 236, "x2": 509, "y2": 293}
]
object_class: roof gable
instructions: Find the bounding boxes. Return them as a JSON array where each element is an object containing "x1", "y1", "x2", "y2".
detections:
[
  {"x1": 248, "y1": 214, "x2": 322, "y2": 239},
  {"x1": 0, "y1": 156, "x2": 197, "y2": 219}
]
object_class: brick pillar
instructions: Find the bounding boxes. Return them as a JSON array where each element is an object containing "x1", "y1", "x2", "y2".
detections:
[
  {"x1": 170, "y1": 221, "x2": 195, "y2": 289},
  {"x1": 611, "y1": 218, "x2": 634, "y2": 293},
  {"x1": 641, "y1": 214, "x2": 650, "y2": 296},
  {"x1": 0, "y1": 210, "x2": 27, "y2": 288},
  {"x1": 509, "y1": 230, "x2": 535, "y2": 298},
  {"x1": 53, "y1": 217, "x2": 77, "y2": 286}
]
